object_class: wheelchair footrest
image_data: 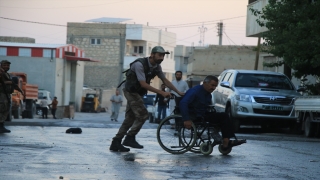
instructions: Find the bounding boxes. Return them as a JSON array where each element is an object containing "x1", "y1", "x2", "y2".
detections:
[{"x1": 230, "y1": 139, "x2": 246, "y2": 147}]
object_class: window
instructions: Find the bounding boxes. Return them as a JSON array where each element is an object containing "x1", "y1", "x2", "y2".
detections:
[
  {"x1": 0, "y1": 47, "x2": 6, "y2": 56},
  {"x1": 183, "y1": 57, "x2": 188, "y2": 64},
  {"x1": 91, "y1": 38, "x2": 101, "y2": 45},
  {"x1": 19, "y1": 48, "x2": 31, "y2": 57},
  {"x1": 134, "y1": 46, "x2": 143, "y2": 53},
  {"x1": 235, "y1": 73, "x2": 293, "y2": 90},
  {"x1": 43, "y1": 49, "x2": 56, "y2": 58}
]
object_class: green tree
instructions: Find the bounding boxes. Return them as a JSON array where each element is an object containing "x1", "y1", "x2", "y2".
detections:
[{"x1": 250, "y1": 0, "x2": 320, "y2": 78}]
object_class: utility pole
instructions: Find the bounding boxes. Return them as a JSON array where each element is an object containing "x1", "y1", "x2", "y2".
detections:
[
  {"x1": 254, "y1": 36, "x2": 261, "y2": 70},
  {"x1": 217, "y1": 22, "x2": 223, "y2": 45},
  {"x1": 198, "y1": 24, "x2": 207, "y2": 46}
]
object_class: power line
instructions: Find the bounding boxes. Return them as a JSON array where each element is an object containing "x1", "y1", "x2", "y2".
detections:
[
  {"x1": 223, "y1": 31, "x2": 237, "y2": 45},
  {"x1": 0, "y1": 16, "x2": 245, "y2": 45},
  {"x1": 153, "y1": 16, "x2": 245, "y2": 28},
  {"x1": 0, "y1": 16, "x2": 245, "y2": 30}
]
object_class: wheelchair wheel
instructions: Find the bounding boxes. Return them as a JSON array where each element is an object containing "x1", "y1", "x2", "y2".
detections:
[
  {"x1": 200, "y1": 142, "x2": 213, "y2": 155},
  {"x1": 157, "y1": 115, "x2": 197, "y2": 154},
  {"x1": 182, "y1": 124, "x2": 206, "y2": 153},
  {"x1": 218, "y1": 144, "x2": 232, "y2": 155}
]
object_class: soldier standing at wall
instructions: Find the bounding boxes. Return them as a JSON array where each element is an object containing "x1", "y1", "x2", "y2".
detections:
[{"x1": 0, "y1": 60, "x2": 20, "y2": 133}]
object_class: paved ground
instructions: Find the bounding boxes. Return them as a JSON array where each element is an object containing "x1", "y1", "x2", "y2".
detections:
[
  {"x1": 1, "y1": 111, "x2": 320, "y2": 180},
  {"x1": 6, "y1": 111, "x2": 159, "y2": 129}
]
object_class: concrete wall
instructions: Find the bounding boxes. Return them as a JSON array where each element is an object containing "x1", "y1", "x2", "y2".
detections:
[
  {"x1": 1, "y1": 56, "x2": 57, "y2": 94},
  {"x1": 0, "y1": 56, "x2": 85, "y2": 111},
  {"x1": 246, "y1": 0, "x2": 269, "y2": 37},
  {"x1": 187, "y1": 45, "x2": 265, "y2": 81},
  {"x1": 66, "y1": 22, "x2": 126, "y2": 89},
  {"x1": 0, "y1": 36, "x2": 35, "y2": 43},
  {"x1": 174, "y1": 45, "x2": 194, "y2": 73}
]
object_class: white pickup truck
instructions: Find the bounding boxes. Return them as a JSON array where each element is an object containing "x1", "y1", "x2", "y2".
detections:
[{"x1": 295, "y1": 96, "x2": 320, "y2": 137}]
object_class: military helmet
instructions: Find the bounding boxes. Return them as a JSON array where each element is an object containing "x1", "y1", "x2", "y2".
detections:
[{"x1": 1, "y1": 60, "x2": 11, "y2": 65}]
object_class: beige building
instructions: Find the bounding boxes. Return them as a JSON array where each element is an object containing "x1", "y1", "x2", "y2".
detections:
[
  {"x1": 185, "y1": 45, "x2": 267, "y2": 86},
  {"x1": 67, "y1": 18, "x2": 177, "y2": 109}
]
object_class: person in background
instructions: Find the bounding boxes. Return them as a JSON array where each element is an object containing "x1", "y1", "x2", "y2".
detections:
[
  {"x1": 110, "y1": 89, "x2": 123, "y2": 122},
  {"x1": 49, "y1": 97, "x2": 58, "y2": 119},
  {"x1": 40, "y1": 97, "x2": 48, "y2": 119},
  {"x1": 154, "y1": 84, "x2": 169, "y2": 123},
  {"x1": 167, "y1": 71, "x2": 189, "y2": 130}
]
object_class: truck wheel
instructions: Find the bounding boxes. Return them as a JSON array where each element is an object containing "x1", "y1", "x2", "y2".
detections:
[
  {"x1": 27, "y1": 103, "x2": 36, "y2": 119},
  {"x1": 13, "y1": 105, "x2": 21, "y2": 119},
  {"x1": 227, "y1": 106, "x2": 240, "y2": 132},
  {"x1": 304, "y1": 115, "x2": 315, "y2": 137}
]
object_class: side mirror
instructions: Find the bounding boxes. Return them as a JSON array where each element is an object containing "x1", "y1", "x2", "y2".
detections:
[
  {"x1": 220, "y1": 81, "x2": 231, "y2": 88},
  {"x1": 12, "y1": 76, "x2": 19, "y2": 85},
  {"x1": 297, "y1": 86, "x2": 306, "y2": 92}
]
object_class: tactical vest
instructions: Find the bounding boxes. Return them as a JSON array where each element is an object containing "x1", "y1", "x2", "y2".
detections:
[
  {"x1": 121, "y1": 57, "x2": 158, "y2": 96},
  {"x1": 0, "y1": 72, "x2": 14, "y2": 94}
]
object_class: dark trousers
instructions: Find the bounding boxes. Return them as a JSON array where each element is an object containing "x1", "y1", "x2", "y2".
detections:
[
  {"x1": 174, "y1": 97, "x2": 183, "y2": 130},
  {"x1": 51, "y1": 108, "x2": 57, "y2": 118},
  {"x1": 157, "y1": 105, "x2": 167, "y2": 120},
  {"x1": 175, "y1": 97, "x2": 183, "y2": 108},
  {"x1": 202, "y1": 112, "x2": 235, "y2": 139},
  {"x1": 42, "y1": 107, "x2": 48, "y2": 119}
]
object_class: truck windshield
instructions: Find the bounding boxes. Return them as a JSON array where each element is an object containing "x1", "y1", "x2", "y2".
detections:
[{"x1": 235, "y1": 73, "x2": 294, "y2": 90}]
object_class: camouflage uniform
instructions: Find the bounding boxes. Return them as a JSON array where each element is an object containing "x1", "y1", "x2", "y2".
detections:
[
  {"x1": 0, "y1": 93, "x2": 10, "y2": 123},
  {"x1": 0, "y1": 60, "x2": 13, "y2": 133},
  {"x1": 110, "y1": 46, "x2": 170, "y2": 152},
  {"x1": 114, "y1": 88, "x2": 149, "y2": 139}
]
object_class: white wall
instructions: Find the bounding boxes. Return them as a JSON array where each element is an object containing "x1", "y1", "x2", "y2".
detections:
[
  {"x1": 1, "y1": 56, "x2": 57, "y2": 96},
  {"x1": 246, "y1": 0, "x2": 269, "y2": 37},
  {"x1": 75, "y1": 61, "x2": 85, "y2": 111}
]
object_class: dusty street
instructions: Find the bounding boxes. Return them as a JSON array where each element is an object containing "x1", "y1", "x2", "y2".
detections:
[{"x1": 1, "y1": 112, "x2": 320, "y2": 180}]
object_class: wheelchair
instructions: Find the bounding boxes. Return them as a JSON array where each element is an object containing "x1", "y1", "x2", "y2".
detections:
[{"x1": 156, "y1": 105, "x2": 245, "y2": 155}]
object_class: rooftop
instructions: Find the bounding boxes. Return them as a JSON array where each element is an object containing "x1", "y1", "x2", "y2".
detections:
[{"x1": 85, "y1": 17, "x2": 131, "y2": 23}]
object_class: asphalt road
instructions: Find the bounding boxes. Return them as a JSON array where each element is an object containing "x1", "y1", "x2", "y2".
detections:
[{"x1": 1, "y1": 112, "x2": 320, "y2": 180}]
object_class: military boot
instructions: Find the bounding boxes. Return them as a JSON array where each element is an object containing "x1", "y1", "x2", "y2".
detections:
[
  {"x1": 0, "y1": 123, "x2": 11, "y2": 133},
  {"x1": 122, "y1": 135, "x2": 144, "y2": 149},
  {"x1": 109, "y1": 138, "x2": 130, "y2": 152}
]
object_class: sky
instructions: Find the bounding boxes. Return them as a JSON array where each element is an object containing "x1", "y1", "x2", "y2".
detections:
[{"x1": 0, "y1": 0, "x2": 259, "y2": 47}]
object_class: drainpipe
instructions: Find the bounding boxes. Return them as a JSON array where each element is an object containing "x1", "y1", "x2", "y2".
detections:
[{"x1": 254, "y1": 36, "x2": 261, "y2": 70}]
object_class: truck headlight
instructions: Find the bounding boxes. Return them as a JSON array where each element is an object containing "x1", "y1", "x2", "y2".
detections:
[{"x1": 235, "y1": 94, "x2": 251, "y2": 102}]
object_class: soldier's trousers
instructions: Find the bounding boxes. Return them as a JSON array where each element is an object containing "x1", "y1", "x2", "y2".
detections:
[
  {"x1": 113, "y1": 89, "x2": 149, "y2": 140},
  {"x1": 0, "y1": 93, "x2": 10, "y2": 123}
]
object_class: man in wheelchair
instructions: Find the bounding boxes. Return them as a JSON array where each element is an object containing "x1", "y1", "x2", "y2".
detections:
[{"x1": 179, "y1": 75, "x2": 246, "y2": 150}]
